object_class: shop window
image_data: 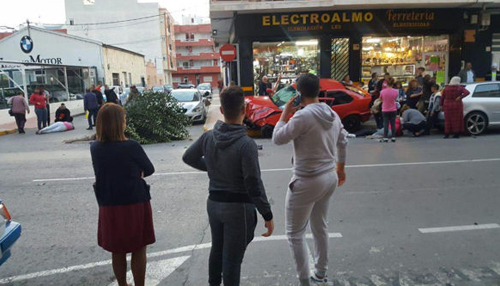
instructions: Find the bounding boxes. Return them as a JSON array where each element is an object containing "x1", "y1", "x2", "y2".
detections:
[
  {"x1": 112, "y1": 73, "x2": 120, "y2": 86},
  {"x1": 253, "y1": 41, "x2": 319, "y2": 94},
  {"x1": 361, "y1": 35, "x2": 449, "y2": 86},
  {"x1": 322, "y1": 91, "x2": 353, "y2": 107},
  {"x1": 473, "y1": 84, "x2": 500, "y2": 98}
]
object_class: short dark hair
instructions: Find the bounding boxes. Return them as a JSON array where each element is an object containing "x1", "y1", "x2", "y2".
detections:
[
  {"x1": 387, "y1": 77, "x2": 395, "y2": 87},
  {"x1": 431, "y1": 84, "x2": 440, "y2": 90},
  {"x1": 296, "y1": 74, "x2": 320, "y2": 98},
  {"x1": 418, "y1": 67, "x2": 425, "y2": 71},
  {"x1": 220, "y1": 86, "x2": 245, "y2": 120}
]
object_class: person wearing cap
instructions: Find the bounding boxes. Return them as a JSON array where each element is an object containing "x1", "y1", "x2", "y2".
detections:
[{"x1": 55, "y1": 103, "x2": 73, "y2": 122}]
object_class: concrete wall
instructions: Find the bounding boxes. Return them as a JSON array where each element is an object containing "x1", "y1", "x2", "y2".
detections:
[
  {"x1": 102, "y1": 46, "x2": 146, "y2": 87},
  {"x1": 65, "y1": 0, "x2": 164, "y2": 76}
]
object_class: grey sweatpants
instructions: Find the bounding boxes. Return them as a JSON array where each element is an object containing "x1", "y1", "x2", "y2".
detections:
[{"x1": 285, "y1": 171, "x2": 338, "y2": 285}]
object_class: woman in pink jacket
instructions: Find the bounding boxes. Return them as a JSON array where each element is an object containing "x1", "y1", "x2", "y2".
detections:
[{"x1": 8, "y1": 91, "x2": 30, "y2": 134}]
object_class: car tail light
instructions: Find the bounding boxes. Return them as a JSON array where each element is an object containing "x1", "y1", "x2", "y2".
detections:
[{"x1": 0, "y1": 203, "x2": 12, "y2": 221}]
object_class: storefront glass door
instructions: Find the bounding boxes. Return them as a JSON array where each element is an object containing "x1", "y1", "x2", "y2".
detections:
[{"x1": 331, "y1": 38, "x2": 350, "y2": 82}]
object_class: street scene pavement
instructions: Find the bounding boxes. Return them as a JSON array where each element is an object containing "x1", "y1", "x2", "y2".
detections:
[{"x1": 1, "y1": 91, "x2": 500, "y2": 286}]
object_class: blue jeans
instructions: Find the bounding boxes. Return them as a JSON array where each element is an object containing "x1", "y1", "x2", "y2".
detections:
[
  {"x1": 35, "y1": 108, "x2": 47, "y2": 130},
  {"x1": 207, "y1": 199, "x2": 257, "y2": 286}
]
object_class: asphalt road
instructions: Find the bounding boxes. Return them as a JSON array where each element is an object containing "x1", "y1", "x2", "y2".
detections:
[{"x1": 1, "y1": 110, "x2": 500, "y2": 286}]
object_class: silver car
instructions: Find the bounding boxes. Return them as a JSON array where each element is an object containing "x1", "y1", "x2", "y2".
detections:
[
  {"x1": 439, "y1": 82, "x2": 500, "y2": 135},
  {"x1": 170, "y1": 89, "x2": 210, "y2": 123}
]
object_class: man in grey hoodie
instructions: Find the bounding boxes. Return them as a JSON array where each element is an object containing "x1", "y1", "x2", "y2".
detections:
[
  {"x1": 272, "y1": 74, "x2": 348, "y2": 286},
  {"x1": 183, "y1": 86, "x2": 274, "y2": 286}
]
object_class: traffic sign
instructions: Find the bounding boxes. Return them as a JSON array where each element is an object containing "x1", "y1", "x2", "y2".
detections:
[{"x1": 219, "y1": 44, "x2": 237, "y2": 62}]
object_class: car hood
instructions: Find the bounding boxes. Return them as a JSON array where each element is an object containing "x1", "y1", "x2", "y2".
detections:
[
  {"x1": 245, "y1": 96, "x2": 281, "y2": 122},
  {"x1": 177, "y1": 101, "x2": 199, "y2": 110}
]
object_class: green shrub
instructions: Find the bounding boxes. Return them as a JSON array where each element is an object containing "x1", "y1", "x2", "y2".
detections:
[{"x1": 124, "y1": 91, "x2": 192, "y2": 144}]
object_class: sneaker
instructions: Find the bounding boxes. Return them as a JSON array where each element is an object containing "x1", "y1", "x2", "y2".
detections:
[
  {"x1": 379, "y1": 138, "x2": 389, "y2": 143},
  {"x1": 310, "y1": 272, "x2": 328, "y2": 284},
  {"x1": 391, "y1": 137, "x2": 396, "y2": 142}
]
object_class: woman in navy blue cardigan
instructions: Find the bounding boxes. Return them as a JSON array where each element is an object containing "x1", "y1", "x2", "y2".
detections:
[{"x1": 90, "y1": 103, "x2": 155, "y2": 286}]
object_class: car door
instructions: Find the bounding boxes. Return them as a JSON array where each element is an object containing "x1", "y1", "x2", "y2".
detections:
[
  {"x1": 319, "y1": 90, "x2": 354, "y2": 119},
  {"x1": 472, "y1": 83, "x2": 500, "y2": 124}
]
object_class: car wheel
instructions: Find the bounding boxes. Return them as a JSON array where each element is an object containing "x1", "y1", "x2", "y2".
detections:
[
  {"x1": 342, "y1": 115, "x2": 361, "y2": 133},
  {"x1": 465, "y1": 112, "x2": 488, "y2": 135},
  {"x1": 261, "y1": 125, "x2": 274, "y2": 138}
]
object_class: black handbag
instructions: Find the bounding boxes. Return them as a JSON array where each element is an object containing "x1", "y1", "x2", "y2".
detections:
[{"x1": 8, "y1": 107, "x2": 14, "y2": 116}]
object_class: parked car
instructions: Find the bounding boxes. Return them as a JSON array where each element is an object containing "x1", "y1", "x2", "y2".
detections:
[
  {"x1": 164, "y1": 84, "x2": 173, "y2": 93},
  {"x1": 0, "y1": 200, "x2": 22, "y2": 267},
  {"x1": 170, "y1": 89, "x2": 210, "y2": 123},
  {"x1": 244, "y1": 78, "x2": 372, "y2": 137},
  {"x1": 177, "y1": 83, "x2": 195, "y2": 89},
  {"x1": 151, "y1": 86, "x2": 165, "y2": 93},
  {"x1": 197, "y1": 83, "x2": 212, "y2": 98},
  {"x1": 438, "y1": 82, "x2": 500, "y2": 135}
]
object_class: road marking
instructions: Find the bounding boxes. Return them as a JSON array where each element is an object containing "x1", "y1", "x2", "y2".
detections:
[
  {"x1": 107, "y1": 256, "x2": 190, "y2": 286},
  {"x1": 31, "y1": 157, "x2": 500, "y2": 182},
  {"x1": 0, "y1": 232, "x2": 342, "y2": 283},
  {"x1": 418, "y1": 223, "x2": 500, "y2": 234}
]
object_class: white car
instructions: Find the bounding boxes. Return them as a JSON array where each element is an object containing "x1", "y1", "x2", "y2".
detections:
[
  {"x1": 196, "y1": 83, "x2": 212, "y2": 98},
  {"x1": 438, "y1": 82, "x2": 500, "y2": 135},
  {"x1": 170, "y1": 89, "x2": 210, "y2": 123}
]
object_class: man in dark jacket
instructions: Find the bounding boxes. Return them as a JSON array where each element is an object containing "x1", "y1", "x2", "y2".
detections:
[
  {"x1": 182, "y1": 86, "x2": 274, "y2": 286},
  {"x1": 91, "y1": 84, "x2": 104, "y2": 107},
  {"x1": 55, "y1": 103, "x2": 73, "y2": 122},
  {"x1": 104, "y1": 85, "x2": 119, "y2": 104},
  {"x1": 84, "y1": 88, "x2": 99, "y2": 130},
  {"x1": 258, "y1": 76, "x2": 270, "y2": 95}
]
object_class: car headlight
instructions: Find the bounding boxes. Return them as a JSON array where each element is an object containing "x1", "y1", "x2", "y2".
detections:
[
  {"x1": 0, "y1": 203, "x2": 12, "y2": 221},
  {"x1": 193, "y1": 106, "x2": 202, "y2": 112}
]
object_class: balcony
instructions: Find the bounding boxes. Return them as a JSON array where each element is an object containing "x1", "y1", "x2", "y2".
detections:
[
  {"x1": 176, "y1": 52, "x2": 220, "y2": 60},
  {"x1": 173, "y1": 66, "x2": 221, "y2": 74},
  {"x1": 175, "y1": 39, "x2": 214, "y2": 47}
]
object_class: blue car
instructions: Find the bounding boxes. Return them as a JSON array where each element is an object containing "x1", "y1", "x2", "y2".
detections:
[{"x1": 0, "y1": 200, "x2": 21, "y2": 267}]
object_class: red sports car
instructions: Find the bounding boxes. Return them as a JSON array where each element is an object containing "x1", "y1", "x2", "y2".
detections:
[{"x1": 245, "y1": 78, "x2": 372, "y2": 137}]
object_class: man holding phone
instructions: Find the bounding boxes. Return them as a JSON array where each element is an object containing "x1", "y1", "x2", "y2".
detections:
[{"x1": 272, "y1": 74, "x2": 348, "y2": 286}]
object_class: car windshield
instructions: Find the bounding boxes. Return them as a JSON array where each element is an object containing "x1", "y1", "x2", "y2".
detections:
[
  {"x1": 171, "y1": 90, "x2": 200, "y2": 102},
  {"x1": 197, "y1": 84, "x2": 209, "y2": 90},
  {"x1": 152, "y1": 86, "x2": 163, "y2": 92},
  {"x1": 271, "y1": 85, "x2": 297, "y2": 109}
]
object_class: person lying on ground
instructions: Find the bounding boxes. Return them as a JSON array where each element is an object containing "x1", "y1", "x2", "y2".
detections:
[{"x1": 36, "y1": 121, "x2": 75, "y2": 135}]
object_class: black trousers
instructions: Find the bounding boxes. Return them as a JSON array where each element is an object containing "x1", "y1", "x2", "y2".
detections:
[
  {"x1": 425, "y1": 111, "x2": 439, "y2": 134},
  {"x1": 87, "y1": 108, "x2": 98, "y2": 127},
  {"x1": 14, "y1": 113, "x2": 26, "y2": 131},
  {"x1": 403, "y1": 121, "x2": 427, "y2": 134},
  {"x1": 383, "y1": 111, "x2": 397, "y2": 138},
  {"x1": 207, "y1": 199, "x2": 257, "y2": 286}
]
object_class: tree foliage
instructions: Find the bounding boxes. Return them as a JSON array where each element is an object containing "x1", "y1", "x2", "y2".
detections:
[{"x1": 124, "y1": 91, "x2": 191, "y2": 144}]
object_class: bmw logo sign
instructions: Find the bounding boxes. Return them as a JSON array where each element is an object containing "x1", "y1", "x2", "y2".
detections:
[{"x1": 20, "y1": 36, "x2": 33, "y2": 54}]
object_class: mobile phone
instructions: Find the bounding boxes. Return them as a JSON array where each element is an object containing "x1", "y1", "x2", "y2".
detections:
[{"x1": 293, "y1": 93, "x2": 302, "y2": 107}]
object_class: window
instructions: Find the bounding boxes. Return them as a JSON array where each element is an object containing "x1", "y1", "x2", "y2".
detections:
[
  {"x1": 323, "y1": 91, "x2": 353, "y2": 106},
  {"x1": 473, "y1": 84, "x2": 500, "y2": 98},
  {"x1": 162, "y1": 36, "x2": 166, "y2": 41},
  {"x1": 185, "y1": 33, "x2": 189, "y2": 41},
  {"x1": 183, "y1": 62, "x2": 189, "y2": 68},
  {"x1": 112, "y1": 73, "x2": 120, "y2": 86},
  {"x1": 184, "y1": 76, "x2": 188, "y2": 83},
  {"x1": 190, "y1": 34, "x2": 194, "y2": 41},
  {"x1": 213, "y1": 60, "x2": 218, "y2": 66},
  {"x1": 69, "y1": 18, "x2": 74, "y2": 25},
  {"x1": 169, "y1": 44, "x2": 172, "y2": 51}
]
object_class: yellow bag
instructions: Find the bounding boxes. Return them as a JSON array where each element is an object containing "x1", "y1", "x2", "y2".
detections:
[{"x1": 85, "y1": 110, "x2": 89, "y2": 118}]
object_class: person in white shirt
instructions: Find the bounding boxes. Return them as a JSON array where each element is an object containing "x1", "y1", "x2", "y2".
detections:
[
  {"x1": 458, "y1": 62, "x2": 475, "y2": 83},
  {"x1": 272, "y1": 74, "x2": 348, "y2": 286}
]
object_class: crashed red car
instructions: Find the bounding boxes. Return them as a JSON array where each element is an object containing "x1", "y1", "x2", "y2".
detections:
[{"x1": 245, "y1": 78, "x2": 372, "y2": 137}]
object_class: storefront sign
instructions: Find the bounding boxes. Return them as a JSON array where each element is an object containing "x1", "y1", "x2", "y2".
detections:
[
  {"x1": 23, "y1": 55, "x2": 63, "y2": 65},
  {"x1": 20, "y1": 36, "x2": 33, "y2": 54},
  {"x1": 237, "y1": 9, "x2": 463, "y2": 37}
]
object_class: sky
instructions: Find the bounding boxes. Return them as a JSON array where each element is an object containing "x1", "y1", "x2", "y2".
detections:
[{"x1": 0, "y1": 0, "x2": 209, "y2": 29}]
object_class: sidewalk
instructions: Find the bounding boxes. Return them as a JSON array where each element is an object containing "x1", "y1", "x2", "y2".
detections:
[
  {"x1": 203, "y1": 90, "x2": 223, "y2": 132},
  {"x1": 0, "y1": 100, "x2": 84, "y2": 135}
]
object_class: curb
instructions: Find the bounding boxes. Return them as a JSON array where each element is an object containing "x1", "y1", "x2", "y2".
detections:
[{"x1": 0, "y1": 129, "x2": 17, "y2": 136}]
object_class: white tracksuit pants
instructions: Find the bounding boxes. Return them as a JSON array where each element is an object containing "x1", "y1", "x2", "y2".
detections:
[{"x1": 285, "y1": 171, "x2": 338, "y2": 285}]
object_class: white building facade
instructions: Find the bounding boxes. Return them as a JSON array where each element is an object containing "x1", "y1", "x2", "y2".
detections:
[{"x1": 65, "y1": 0, "x2": 175, "y2": 84}]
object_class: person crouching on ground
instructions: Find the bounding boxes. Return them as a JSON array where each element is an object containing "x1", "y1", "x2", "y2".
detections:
[
  {"x1": 90, "y1": 104, "x2": 155, "y2": 286},
  {"x1": 182, "y1": 86, "x2": 274, "y2": 286},
  {"x1": 440, "y1": 76, "x2": 469, "y2": 139},
  {"x1": 401, "y1": 105, "x2": 427, "y2": 137},
  {"x1": 55, "y1": 103, "x2": 73, "y2": 122},
  {"x1": 8, "y1": 91, "x2": 30, "y2": 134},
  {"x1": 272, "y1": 74, "x2": 348, "y2": 286}
]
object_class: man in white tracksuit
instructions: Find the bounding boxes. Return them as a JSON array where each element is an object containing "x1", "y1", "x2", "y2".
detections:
[{"x1": 272, "y1": 74, "x2": 348, "y2": 286}]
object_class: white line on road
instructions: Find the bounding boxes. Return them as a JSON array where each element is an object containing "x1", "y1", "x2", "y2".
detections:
[
  {"x1": 418, "y1": 223, "x2": 500, "y2": 234},
  {"x1": 0, "y1": 232, "x2": 342, "y2": 283},
  {"x1": 31, "y1": 157, "x2": 500, "y2": 182}
]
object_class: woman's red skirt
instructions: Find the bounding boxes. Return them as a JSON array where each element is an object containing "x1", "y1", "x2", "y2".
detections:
[{"x1": 98, "y1": 201, "x2": 155, "y2": 253}]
